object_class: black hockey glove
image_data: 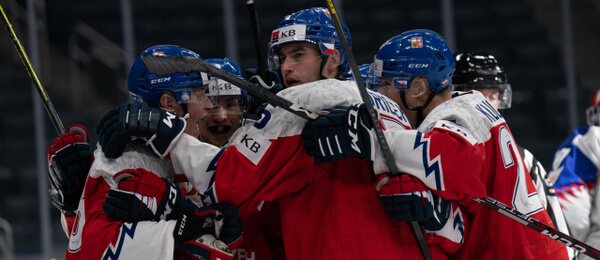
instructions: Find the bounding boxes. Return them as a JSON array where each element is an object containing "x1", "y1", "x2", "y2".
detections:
[
  {"x1": 376, "y1": 174, "x2": 451, "y2": 228},
  {"x1": 95, "y1": 103, "x2": 186, "y2": 159},
  {"x1": 47, "y1": 124, "x2": 92, "y2": 214},
  {"x1": 420, "y1": 193, "x2": 452, "y2": 231},
  {"x1": 103, "y1": 168, "x2": 186, "y2": 222},
  {"x1": 302, "y1": 104, "x2": 375, "y2": 164},
  {"x1": 174, "y1": 203, "x2": 243, "y2": 260},
  {"x1": 245, "y1": 68, "x2": 284, "y2": 119}
]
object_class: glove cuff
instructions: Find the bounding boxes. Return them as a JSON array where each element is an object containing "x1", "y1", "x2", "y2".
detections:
[
  {"x1": 374, "y1": 173, "x2": 390, "y2": 192},
  {"x1": 147, "y1": 117, "x2": 186, "y2": 158}
]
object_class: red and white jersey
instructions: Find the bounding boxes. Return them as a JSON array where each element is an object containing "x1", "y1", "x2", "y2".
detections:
[
  {"x1": 375, "y1": 91, "x2": 569, "y2": 259},
  {"x1": 66, "y1": 140, "x2": 179, "y2": 260},
  {"x1": 64, "y1": 140, "x2": 279, "y2": 260},
  {"x1": 170, "y1": 79, "x2": 462, "y2": 259}
]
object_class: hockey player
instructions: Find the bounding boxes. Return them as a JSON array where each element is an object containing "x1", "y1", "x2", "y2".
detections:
[
  {"x1": 302, "y1": 29, "x2": 569, "y2": 259},
  {"x1": 47, "y1": 54, "x2": 285, "y2": 260},
  {"x1": 49, "y1": 45, "x2": 243, "y2": 260},
  {"x1": 450, "y1": 52, "x2": 574, "y2": 258},
  {"x1": 549, "y1": 89, "x2": 600, "y2": 259},
  {"x1": 198, "y1": 57, "x2": 285, "y2": 259},
  {"x1": 95, "y1": 7, "x2": 462, "y2": 260},
  {"x1": 198, "y1": 58, "x2": 249, "y2": 147}
]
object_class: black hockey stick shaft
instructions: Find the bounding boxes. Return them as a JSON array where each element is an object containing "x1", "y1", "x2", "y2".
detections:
[
  {"x1": 141, "y1": 55, "x2": 319, "y2": 121},
  {"x1": 246, "y1": 0, "x2": 268, "y2": 80},
  {"x1": 0, "y1": 4, "x2": 65, "y2": 135},
  {"x1": 322, "y1": 1, "x2": 431, "y2": 259},
  {"x1": 472, "y1": 197, "x2": 600, "y2": 259}
]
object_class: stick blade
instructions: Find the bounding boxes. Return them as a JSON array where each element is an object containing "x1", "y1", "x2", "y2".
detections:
[{"x1": 141, "y1": 55, "x2": 205, "y2": 76}]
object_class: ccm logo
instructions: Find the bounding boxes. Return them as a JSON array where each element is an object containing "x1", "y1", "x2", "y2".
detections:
[
  {"x1": 151, "y1": 77, "x2": 172, "y2": 84},
  {"x1": 408, "y1": 63, "x2": 429, "y2": 69}
]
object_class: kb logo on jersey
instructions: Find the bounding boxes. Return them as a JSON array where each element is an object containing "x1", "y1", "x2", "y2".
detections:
[
  {"x1": 236, "y1": 128, "x2": 272, "y2": 166},
  {"x1": 241, "y1": 134, "x2": 261, "y2": 153}
]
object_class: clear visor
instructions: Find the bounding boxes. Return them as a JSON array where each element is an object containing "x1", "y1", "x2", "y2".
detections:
[
  {"x1": 366, "y1": 71, "x2": 413, "y2": 92},
  {"x1": 587, "y1": 106, "x2": 600, "y2": 126},
  {"x1": 369, "y1": 57, "x2": 414, "y2": 91},
  {"x1": 206, "y1": 78, "x2": 244, "y2": 115},
  {"x1": 450, "y1": 84, "x2": 512, "y2": 110},
  {"x1": 267, "y1": 24, "x2": 337, "y2": 71},
  {"x1": 170, "y1": 72, "x2": 214, "y2": 104},
  {"x1": 208, "y1": 95, "x2": 244, "y2": 116}
]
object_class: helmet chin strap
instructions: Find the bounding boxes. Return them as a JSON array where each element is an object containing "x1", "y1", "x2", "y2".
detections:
[
  {"x1": 181, "y1": 103, "x2": 188, "y2": 115},
  {"x1": 319, "y1": 58, "x2": 328, "y2": 80},
  {"x1": 400, "y1": 91, "x2": 436, "y2": 128}
]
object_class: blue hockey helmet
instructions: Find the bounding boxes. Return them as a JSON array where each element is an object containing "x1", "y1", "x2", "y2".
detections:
[
  {"x1": 451, "y1": 52, "x2": 512, "y2": 109},
  {"x1": 128, "y1": 44, "x2": 212, "y2": 108},
  {"x1": 205, "y1": 57, "x2": 248, "y2": 110},
  {"x1": 343, "y1": 63, "x2": 371, "y2": 82},
  {"x1": 369, "y1": 29, "x2": 455, "y2": 92},
  {"x1": 267, "y1": 7, "x2": 352, "y2": 72}
]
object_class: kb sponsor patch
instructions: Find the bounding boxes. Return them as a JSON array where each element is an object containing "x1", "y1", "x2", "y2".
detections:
[{"x1": 236, "y1": 128, "x2": 272, "y2": 165}]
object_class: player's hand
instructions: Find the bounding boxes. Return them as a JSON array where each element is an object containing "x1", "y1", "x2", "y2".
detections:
[
  {"x1": 245, "y1": 68, "x2": 284, "y2": 118},
  {"x1": 174, "y1": 203, "x2": 243, "y2": 260},
  {"x1": 95, "y1": 103, "x2": 186, "y2": 158},
  {"x1": 375, "y1": 174, "x2": 450, "y2": 224},
  {"x1": 47, "y1": 124, "x2": 92, "y2": 214},
  {"x1": 103, "y1": 168, "x2": 186, "y2": 222},
  {"x1": 302, "y1": 104, "x2": 375, "y2": 163}
]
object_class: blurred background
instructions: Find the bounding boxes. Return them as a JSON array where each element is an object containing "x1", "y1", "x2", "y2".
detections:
[{"x1": 0, "y1": 0, "x2": 598, "y2": 259}]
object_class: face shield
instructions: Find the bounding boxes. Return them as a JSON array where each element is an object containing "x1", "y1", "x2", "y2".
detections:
[
  {"x1": 367, "y1": 57, "x2": 431, "y2": 93},
  {"x1": 450, "y1": 83, "x2": 512, "y2": 110},
  {"x1": 206, "y1": 78, "x2": 245, "y2": 116},
  {"x1": 268, "y1": 24, "x2": 338, "y2": 72}
]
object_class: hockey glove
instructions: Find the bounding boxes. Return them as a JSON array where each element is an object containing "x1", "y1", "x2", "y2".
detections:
[
  {"x1": 47, "y1": 124, "x2": 92, "y2": 214},
  {"x1": 420, "y1": 192, "x2": 452, "y2": 231},
  {"x1": 103, "y1": 168, "x2": 186, "y2": 222},
  {"x1": 376, "y1": 174, "x2": 440, "y2": 223},
  {"x1": 95, "y1": 103, "x2": 186, "y2": 158},
  {"x1": 245, "y1": 68, "x2": 284, "y2": 119},
  {"x1": 174, "y1": 203, "x2": 243, "y2": 260},
  {"x1": 302, "y1": 104, "x2": 375, "y2": 164}
]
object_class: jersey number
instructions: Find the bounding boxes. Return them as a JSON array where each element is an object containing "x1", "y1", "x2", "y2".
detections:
[{"x1": 498, "y1": 126, "x2": 543, "y2": 215}]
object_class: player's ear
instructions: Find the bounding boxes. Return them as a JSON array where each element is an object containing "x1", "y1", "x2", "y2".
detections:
[
  {"x1": 329, "y1": 49, "x2": 341, "y2": 66},
  {"x1": 408, "y1": 77, "x2": 428, "y2": 97},
  {"x1": 159, "y1": 93, "x2": 178, "y2": 113}
]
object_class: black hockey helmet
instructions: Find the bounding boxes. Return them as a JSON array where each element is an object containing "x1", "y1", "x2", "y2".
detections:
[{"x1": 451, "y1": 52, "x2": 512, "y2": 109}]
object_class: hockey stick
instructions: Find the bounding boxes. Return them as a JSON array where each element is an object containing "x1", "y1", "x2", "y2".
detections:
[
  {"x1": 141, "y1": 55, "x2": 319, "y2": 121},
  {"x1": 472, "y1": 197, "x2": 600, "y2": 259},
  {"x1": 322, "y1": 1, "x2": 431, "y2": 259},
  {"x1": 246, "y1": 0, "x2": 268, "y2": 80},
  {"x1": 0, "y1": 3, "x2": 65, "y2": 135}
]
